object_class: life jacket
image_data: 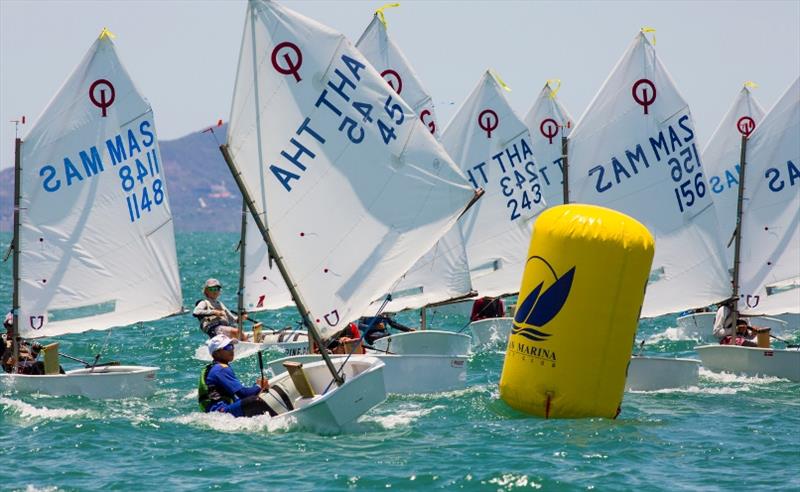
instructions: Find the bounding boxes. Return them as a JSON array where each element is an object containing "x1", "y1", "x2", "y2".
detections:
[
  {"x1": 194, "y1": 299, "x2": 227, "y2": 336},
  {"x1": 347, "y1": 322, "x2": 361, "y2": 339},
  {"x1": 197, "y1": 363, "x2": 235, "y2": 412}
]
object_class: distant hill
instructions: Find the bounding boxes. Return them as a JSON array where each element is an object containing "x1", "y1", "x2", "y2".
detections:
[{"x1": 0, "y1": 124, "x2": 242, "y2": 232}]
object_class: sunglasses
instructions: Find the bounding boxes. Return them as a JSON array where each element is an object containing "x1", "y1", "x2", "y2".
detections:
[
  {"x1": 222, "y1": 343, "x2": 235, "y2": 351},
  {"x1": 207, "y1": 286, "x2": 221, "y2": 292}
]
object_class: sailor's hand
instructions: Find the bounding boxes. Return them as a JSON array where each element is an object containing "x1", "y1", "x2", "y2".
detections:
[
  {"x1": 256, "y1": 377, "x2": 270, "y2": 391},
  {"x1": 214, "y1": 310, "x2": 225, "y2": 316}
]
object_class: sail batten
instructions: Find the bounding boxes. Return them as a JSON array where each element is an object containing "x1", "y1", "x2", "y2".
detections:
[
  {"x1": 17, "y1": 35, "x2": 183, "y2": 338},
  {"x1": 568, "y1": 32, "x2": 730, "y2": 317},
  {"x1": 227, "y1": 0, "x2": 475, "y2": 339}
]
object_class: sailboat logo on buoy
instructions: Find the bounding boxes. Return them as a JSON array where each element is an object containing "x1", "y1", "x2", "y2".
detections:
[{"x1": 511, "y1": 256, "x2": 575, "y2": 342}]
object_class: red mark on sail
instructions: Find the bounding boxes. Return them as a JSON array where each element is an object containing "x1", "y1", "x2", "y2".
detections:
[
  {"x1": 737, "y1": 116, "x2": 756, "y2": 137},
  {"x1": 540, "y1": 118, "x2": 559, "y2": 144},
  {"x1": 420, "y1": 109, "x2": 435, "y2": 134},
  {"x1": 271, "y1": 42, "x2": 303, "y2": 82},
  {"x1": 89, "y1": 79, "x2": 116, "y2": 117},
  {"x1": 478, "y1": 109, "x2": 499, "y2": 138},
  {"x1": 381, "y1": 69, "x2": 403, "y2": 94},
  {"x1": 632, "y1": 79, "x2": 656, "y2": 115}
]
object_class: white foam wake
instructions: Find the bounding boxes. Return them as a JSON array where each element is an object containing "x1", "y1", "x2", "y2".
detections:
[
  {"x1": 367, "y1": 403, "x2": 445, "y2": 430},
  {"x1": 165, "y1": 411, "x2": 296, "y2": 433},
  {"x1": 699, "y1": 367, "x2": 787, "y2": 384},
  {"x1": 0, "y1": 397, "x2": 91, "y2": 420}
]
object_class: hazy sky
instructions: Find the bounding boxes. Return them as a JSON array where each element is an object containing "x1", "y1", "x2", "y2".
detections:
[{"x1": 1, "y1": 0, "x2": 798, "y2": 170}]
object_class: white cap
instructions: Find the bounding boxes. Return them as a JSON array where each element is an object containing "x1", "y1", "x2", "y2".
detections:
[{"x1": 206, "y1": 334, "x2": 237, "y2": 355}]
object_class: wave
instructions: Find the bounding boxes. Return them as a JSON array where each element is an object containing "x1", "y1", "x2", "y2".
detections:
[
  {"x1": 0, "y1": 397, "x2": 91, "y2": 421},
  {"x1": 699, "y1": 367, "x2": 788, "y2": 384},
  {"x1": 164, "y1": 411, "x2": 297, "y2": 433},
  {"x1": 366, "y1": 403, "x2": 445, "y2": 430}
]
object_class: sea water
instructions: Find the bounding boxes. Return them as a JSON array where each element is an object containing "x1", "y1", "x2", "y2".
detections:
[{"x1": 1, "y1": 232, "x2": 798, "y2": 491}]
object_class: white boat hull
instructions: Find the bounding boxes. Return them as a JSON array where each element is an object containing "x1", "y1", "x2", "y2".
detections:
[
  {"x1": 267, "y1": 353, "x2": 468, "y2": 394},
  {"x1": 625, "y1": 356, "x2": 700, "y2": 391},
  {"x1": 261, "y1": 357, "x2": 386, "y2": 432},
  {"x1": 194, "y1": 330, "x2": 310, "y2": 361},
  {"x1": 695, "y1": 344, "x2": 800, "y2": 381},
  {"x1": 468, "y1": 317, "x2": 513, "y2": 347},
  {"x1": 370, "y1": 330, "x2": 471, "y2": 356},
  {"x1": 677, "y1": 312, "x2": 789, "y2": 341},
  {"x1": 0, "y1": 365, "x2": 158, "y2": 399}
]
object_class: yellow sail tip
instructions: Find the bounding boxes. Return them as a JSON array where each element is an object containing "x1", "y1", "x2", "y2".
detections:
[
  {"x1": 98, "y1": 27, "x2": 116, "y2": 40},
  {"x1": 640, "y1": 26, "x2": 656, "y2": 45},
  {"x1": 375, "y1": 3, "x2": 400, "y2": 27},
  {"x1": 744, "y1": 81, "x2": 759, "y2": 89},
  {"x1": 546, "y1": 79, "x2": 562, "y2": 99},
  {"x1": 490, "y1": 69, "x2": 512, "y2": 92}
]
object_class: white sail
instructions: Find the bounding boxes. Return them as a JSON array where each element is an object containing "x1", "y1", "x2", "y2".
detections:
[
  {"x1": 568, "y1": 32, "x2": 730, "y2": 317},
  {"x1": 703, "y1": 85, "x2": 765, "y2": 268},
  {"x1": 356, "y1": 10, "x2": 473, "y2": 312},
  {"x1": 17, "y1": 34, "x2": 182, "y2": 339},
  {"x1": 226, "y1": 0, "x2": 475, "y2": 339},
  {"x1": 442, "y1": 71, "x2": 546, "y2": 298},
  {"x1": 355, "y1": 14, "x2": 439, "y2": 138},
  {"x1": 738, "y1": 77, "x2": 800, "y2": 315},
  {"x1": 242, "y1": 211, "x2": 294, "y2": 312},
  {"x1": 523, "y1": 81, "x2": 574, "y2": 207}
]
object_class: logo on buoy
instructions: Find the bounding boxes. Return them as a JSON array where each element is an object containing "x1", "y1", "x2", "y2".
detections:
[{"x1": 511, "y1": 256, "x2": 575, "y2": 342}]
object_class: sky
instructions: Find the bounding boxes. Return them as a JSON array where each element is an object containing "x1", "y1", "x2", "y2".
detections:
[{"x1": 1, "y1": 0, "x2": 798, "y2": 170}]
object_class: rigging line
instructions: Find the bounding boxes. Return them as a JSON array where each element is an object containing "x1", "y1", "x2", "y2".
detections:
[
  {"x1": 90, "y1": 328, "x2": 114, "y2": 372},
  {"x1": 322, "y1": 295, "x2": 392, "y2": 395}
]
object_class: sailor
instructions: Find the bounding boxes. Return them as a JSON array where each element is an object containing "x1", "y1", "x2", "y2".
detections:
[
  {"x1": 197, "y1": 334, "x2": 273, "y2": 417},
  {"x1": 720, "y1": 318, "x2": 758, "y2": 347},
  {"x1": 359, "y1": 315, "x2": 415, "y2": 345},
  {"x1": 325, "y1": 322, "x2": 364, "y2": 354},
  {"x1": 1, "y1": 311, "x2": 45, "y2": 374},
  {"x1": 192, "y1": 279, "x2": 248, "y2": 339},
  {"x1": 470, "y1": 296, "x2": 506, "y2": 322},
  {"x1": 711, "y1": 299, "x2": 736, "y2": 340}
]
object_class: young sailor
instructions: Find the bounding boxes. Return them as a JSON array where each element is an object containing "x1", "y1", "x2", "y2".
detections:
[
  {"x1": 359, "y1": 315, "x2": 415, "y2": 345},
  {"x1": 470, "y1": 296, "x2": 506, "y2": 322},
  {"x1": 198, "y1": 334, "x2": 273, "y2": 417},
  {"x1": 192, "y1": 279, "x2": 248, "y2": 339},
  {"x1": 712, "y1": 299, "x2": 736, "y2": 340},
  {"x1": 1, "y1": 311, "x2": 45, "y2": 375}
]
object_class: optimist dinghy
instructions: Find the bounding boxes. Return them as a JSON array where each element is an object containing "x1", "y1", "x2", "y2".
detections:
[
  {"x1": 264, "y1": 6, "x2": 483, "y2": 396},
  {"x1": 567, "y1": 31, "x2": 733, "y2": 390},
  {"x1": 696, "y1": 78, "x2": 800, "y2": 380},
  {"x1": 192, "y1": 203, "x2": 310, "y2": 362},
  {"x1": 221, "y1": 0, "x2": 478, "y2": 427},
  {"x1": 1, "y1": 30, "x2": 183, "y2": 399}
]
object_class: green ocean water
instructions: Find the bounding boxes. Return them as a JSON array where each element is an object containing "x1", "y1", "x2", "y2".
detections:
[{"x1": 1, "y1": 232, "x2": 798, "y2": 491}]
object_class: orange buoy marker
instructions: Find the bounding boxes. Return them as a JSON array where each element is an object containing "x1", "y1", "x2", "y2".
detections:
[{"x1": 499, "y1": 204, "x2": 654, "y2": 418}]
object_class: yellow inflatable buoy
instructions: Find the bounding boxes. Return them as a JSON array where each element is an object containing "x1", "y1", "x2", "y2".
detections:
[{"x1": 499, "y1": 204, "x2": 654, "y2": 419}]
